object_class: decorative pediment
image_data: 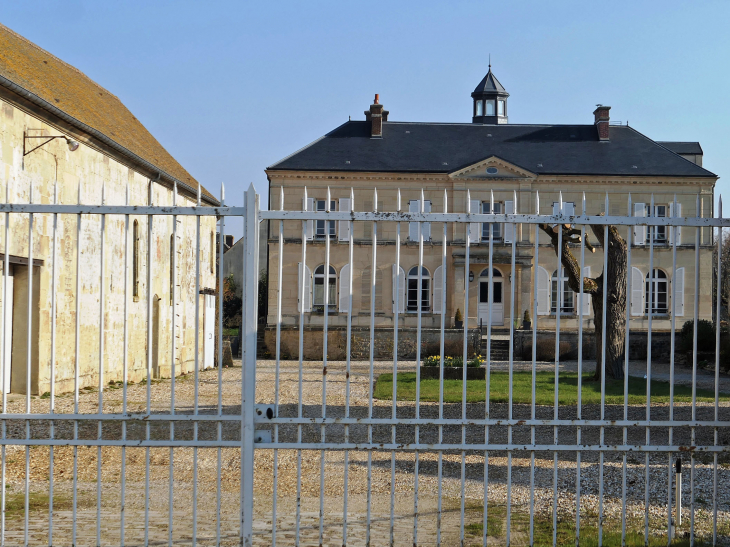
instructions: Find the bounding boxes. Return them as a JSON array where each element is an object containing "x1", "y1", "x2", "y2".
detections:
[{"x1": 449, "y1": 156, "x2": 536, "y2": 180}]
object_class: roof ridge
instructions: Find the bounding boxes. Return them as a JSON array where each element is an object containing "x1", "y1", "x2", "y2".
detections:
[{"x1": 0, "y1": 23, "x2": 120, "y2": 101}]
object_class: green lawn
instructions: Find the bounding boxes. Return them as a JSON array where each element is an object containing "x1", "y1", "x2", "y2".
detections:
[
  {"x1": 464, "y1": 503, "x2": 720, "y2": 546},
  {"x1": 373, "y1": 371, "x2": 727, "y2": 405}
]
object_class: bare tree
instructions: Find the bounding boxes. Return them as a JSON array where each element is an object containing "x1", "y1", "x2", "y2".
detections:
[{"x1": 539, "y1": 219, "x2": 628, "y2": 381}]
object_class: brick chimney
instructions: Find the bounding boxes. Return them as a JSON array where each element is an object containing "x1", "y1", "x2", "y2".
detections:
[
  {"x1": 593, "y1": 105, "x2": 611, "y2": 141},
  {"x1": 364, "y1": 94, "x2": 389, "y2": 138}
]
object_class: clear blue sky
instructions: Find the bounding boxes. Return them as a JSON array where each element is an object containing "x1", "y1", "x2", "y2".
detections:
[{"x1": 4, "y1": 1, "x2": 730, "y2": 235}]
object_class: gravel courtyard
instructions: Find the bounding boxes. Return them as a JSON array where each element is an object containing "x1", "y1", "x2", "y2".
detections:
[{"x1": 0, "y1": 358, "x2": 727, "y2": 545}]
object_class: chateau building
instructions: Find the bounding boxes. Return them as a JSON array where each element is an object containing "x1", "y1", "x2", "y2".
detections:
[
  {"x1": 0, "y1": 24, "x2": 218, "y2": 394},
  {"x1": 264, "y1": 66, "x2": 716, "y2": 356}
]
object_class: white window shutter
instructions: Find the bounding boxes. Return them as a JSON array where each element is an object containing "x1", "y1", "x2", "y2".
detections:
[
  {"x1": 422, "y1": 200, "x2": 432, "y2": 241},
  {"x1": 504, "y1": 200, "x2": 515, "y2": 243},
  {"x1": 673, "y1": 267, "x2": 685, "y2": 316},
  {"x1": 668, "y1": 202, "x2": 682, "y2": 245},
  {"x1": 338, "y1": 198, "x2": 350, "y2": 241},
  {"x1": 298, "y1": 263, "x2": 312, "y2": 312},
  {"x1": 469, "y1": 199, "x2": 481, "y2": 243},
  {"x1": 536, "y1": 266, "x2": 550, "y2": 315},
  {"x1": 580, "y1": 266, "x2": 591, "y2": 316},
  {"x1": 631, "y1": 267, "x2": 643, "y2": 316},
  {"x1": 305, "y1": 198, "x2": 314, "y2": 241},
  {"x1": 633, "y1": 203, "x2": 646, "y2": 245},
  {"x1": 433, "y1": 265, "x2": 444, "y2": 314},
  {"x1": 392, "y1": 264, "x2": 405, "y2": 313},
  {"x1": 339, "y1": 264, "x2": 351, "y2": 313},
  {"x1": 408, "y1": 200, "x2": 419, "y2": 241},
  {"x1": 564, "y1": 202, "x2": 575, "y2": 217},
  {"x1": 552, "y1": 202, "x2": 560, "y2": 216}
]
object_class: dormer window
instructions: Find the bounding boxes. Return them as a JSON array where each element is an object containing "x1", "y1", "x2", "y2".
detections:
[
  {"x1": 475, "y1": 101, "x2": 483, "y2": 116},
  {"x1": 498, "y1": 100, "x2": 505, "y2": 116},
  {"x1": 485, "y1": 100, "x2": 495, "y2": 116}
]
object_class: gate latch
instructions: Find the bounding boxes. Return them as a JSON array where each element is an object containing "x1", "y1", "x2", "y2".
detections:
[{"x1": 254, "y1": 404, "x2": 276, "y2": 421}]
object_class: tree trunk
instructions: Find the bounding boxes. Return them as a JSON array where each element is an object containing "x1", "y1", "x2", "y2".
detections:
[{"x1": 590, "y1": 225, "x2": 627, "y2": 381}]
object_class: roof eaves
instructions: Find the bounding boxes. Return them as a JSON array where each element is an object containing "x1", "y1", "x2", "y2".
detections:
[{"x1": 0, "y1": 73, "x2": 220, "y2": 206}]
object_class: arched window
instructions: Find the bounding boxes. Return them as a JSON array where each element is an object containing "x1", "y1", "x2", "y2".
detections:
[
  {"x1": 170, "y1": 234, "x2": 175, "y2": 304},
  {"x1": 313, "y1": 265, "x2": 336, "y2": 308},
  {"x1": 485, "y1": 100, "x2": 495, "y2": 116},
  {"x1": 475, "y1": 100, "x2": 483, "y2": 116},
  {"x1": 407, "y1": 266, "x2": 430, "y2": 312},
  {"x1": 645, "y1": 269, "x2": 668, "y2": 314},
  {"x1": 551, "y1": 268, "x2": 574, "y2": 314},
  {"x1": 133, "y1": 220, "x2": 140, "y2": 299}
]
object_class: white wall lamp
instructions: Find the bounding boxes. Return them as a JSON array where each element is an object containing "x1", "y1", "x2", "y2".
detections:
[{"x1": 23, "y1": 130, "x2": 79, "y2": 156}]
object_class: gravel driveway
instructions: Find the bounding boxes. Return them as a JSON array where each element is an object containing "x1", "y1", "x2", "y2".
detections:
[{"x1": 0, "y1": 358, "x2": 727, "y2": 545}]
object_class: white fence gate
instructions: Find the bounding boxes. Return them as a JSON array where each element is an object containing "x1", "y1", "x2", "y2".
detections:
[{"x1": 0, "y1": 182, "x2": 727, "y2": 546}]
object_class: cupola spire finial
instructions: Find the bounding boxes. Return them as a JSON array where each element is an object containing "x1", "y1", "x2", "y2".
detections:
[{"x1": 489, "y1": 53, "x2": 491, "y2": 69}]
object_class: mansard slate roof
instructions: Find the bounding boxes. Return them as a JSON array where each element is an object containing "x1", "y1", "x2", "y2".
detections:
[
  {"x1": 268, "y1": 121, "x2": 717, "y2": 178},
  {"x1": 0, "y1": 24, "x2": 216, "y2": 203}
]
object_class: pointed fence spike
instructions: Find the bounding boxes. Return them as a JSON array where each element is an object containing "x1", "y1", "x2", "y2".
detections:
[
  {"x1": 374, "y1": 188, "x2": 378, "y2": 211},
  {"x1": 197, "y1": 182, "x2": 201, "y2": 206},
  {"x1": 490, "y1": 189, "x2": 494, "y2": 208},
  {"x1": 467, "y1": 189, "x2": 471, "y2": 213},
  {"x1": 280, "y1": 185, "x2": 284, "y2": 212},
  {"x1": 582, "y1": 192, "x2": 586, "y2": 215},
  {"x1": 220, "y1": 182, "x2": 225, "y2": 204},
  {"x1": 719, "y1": 195, "x2": 723, "y2": 218},
  {"x1": 397, "y1": 188, "x2": 401, "y2": 212},
  {"x1": 535, "y1": 190, "x2": 539, "y2": 214},
  {"x1": 350, "y1": 187, "x2": 354, "y2": 212},
  {"x1": 443, "y1": 188, "x2": 448, "y2": 214},
  {"x1": 420, "y1": 188, "x2": 424, "y2": 213}
]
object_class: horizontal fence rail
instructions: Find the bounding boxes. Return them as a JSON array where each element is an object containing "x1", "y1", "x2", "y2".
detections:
[{"x1": 0, "y1": 183, "x2": 725, "y2": 546}]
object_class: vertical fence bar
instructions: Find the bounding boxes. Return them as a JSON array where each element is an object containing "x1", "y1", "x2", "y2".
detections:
[
  {"x1": 506, "y1": 189, "x2": 517, "y2": 547},
  {"x1": 415, "y1": 188, "x2": 425, "y2": 545},
  {"x1": 342, "y1": 187, "x2": 354, "y2": 546},
  {"x1": 483, "y1": 188, "x2": 495, "y2": 547},
  {"x1": 530, "y1": 191, "x2": 540, "y2": 547},
  {"x1": 145, "y1": 182, "x2": 154, "y2": 546},
  {"x1": 319, "y1": 187, "x2": 332, "y2": 545},
  {"x1": 390, "y1": 189, "x2": 401, "y2": 546},
  {"x1": 460, "y1": 190, "x2": 470, "y2": 545},
  {"x1": 169, "y1": 182, "x2": 178, "y2": 546},
  {"x1": 668, "y1": 194, "x2": 679, "y2": 543},
  {"x1": 295, "y1": 187, "x2": 308, "y2": 542},
  {"x1": 216, "y1": 184, "x2": 227, "y2": 547},
  {"x1": 1, "y1": 180, "x2": 9, "y2": 546},
  {"x1": 272, "y1": 186, "x2": 283, "y2": 546},
  {"x1": 599, "y1": 193, "x2": 609, "y2": 547},
  {"x1": 23, "y1": 181, "x2": 33, "y2": 546},
  {"x1": 645, "y1": 194, "x2": 656, "y2": 545},
  {"x1": 712, "y1": 197, "x2": 721, "y2": 545},
  {"x1": 192, "y1": 184, "x2": 203, "y2": 545},
  {"x1": 240, "y1": 184, "x2": 259, "y2": 546},
  {"x1": 368, "y1": 189, "x2": 378, "y2": 544},
  {"x1": 121, "y1": 182, "x2": 130, "y2": 546},
  {"x1": 96, "y1": 183, "x2": 106, "y2": 547},
  {"x1": 624, "y1": 193, "x2": 633, "y2": 546},
  {"x1": 690, "y1": 194, "x2": 701, "y2": 545},
  {"x1": 553, "y1": 193, "x2": 563, "y2": 547},
  {"x1": 72, "y1": 181, "x2": 82, "y2": 547},
  {"x1": 48, "y1": 181, "x2": 58, "y2": 547},
  {"x1": 437, "y1": 188, "x2": 447, "y2": 545},
  {"x1": 576, "y1": 192, "x2": 586, "y2": 547}
]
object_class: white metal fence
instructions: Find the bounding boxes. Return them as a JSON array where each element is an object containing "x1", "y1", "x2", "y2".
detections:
[{"x1": 0, "y1": 183, "x2": 727, "y2": 546}]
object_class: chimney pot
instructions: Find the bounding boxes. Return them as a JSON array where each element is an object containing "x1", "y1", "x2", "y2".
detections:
[
  {"x1": 593, "y1": 105, "x2": 611, "y2": 141},
  {"x1": 374, "y1": 93, "x2": 379, "y2": 104},
  {"x1": 365, "y1": 94, "x2": 389, "y2": 138}
]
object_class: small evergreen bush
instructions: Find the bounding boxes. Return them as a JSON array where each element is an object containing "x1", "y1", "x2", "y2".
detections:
[{"x1": 680, "y1": 319, "x2": 716, "y2": 352}]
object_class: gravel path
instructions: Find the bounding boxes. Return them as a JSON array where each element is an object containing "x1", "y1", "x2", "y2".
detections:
[{"x1": 0, "y1": 358, "x2": 727, "y2": 545}]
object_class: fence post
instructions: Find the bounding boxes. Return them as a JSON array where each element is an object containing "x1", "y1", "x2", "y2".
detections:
[{"x1": 241, "y1": 183, "x2": 259, "y2": 546}]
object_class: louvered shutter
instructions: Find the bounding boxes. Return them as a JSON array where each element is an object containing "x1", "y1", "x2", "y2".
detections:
[
  {"x1": 631, "y1": 267, "x2": 643, "y2": 316},
  {"x1": 392, "y1": 265, "x2": 405, "y2": 313},
  {"x1": 338, "y1": 198, "x2": 350, "y2": 241},
  {"x1": 504, "y1": 200, "x2": 515, "y2": 243},
  {"x1": 673, "y1": 267, "x2": 685, "y2": 316},
  {"x1": 469, "y1": 200, "x2": 481, "y2": 243},
  {"x1": 668, "y1": 203, "x2": 682, "y2": 245},
  {"x1": 298, "y1": 263, "x2": 312, "y2": 312},
  {"x1": 422, "y1": 200, "x2": 432, "y2": 241},
  {"x1": 433, "y1": 266, "x2": 444, "y2": 314},
  {"x1": 339, "y1": 264, "x2": 351, "y2": 313},
  {"x1": 536, "y1": 266, "x2": 550, "y2": 315},
  {"x1": 408, "y1": 200, "x2": 419, "y2": 241},
  {"x1": 305, "y1": 198, "x2": 314, "y2": 241},
  {"x1": 633, "y1": 203, "x2": 646, "y2": 245},
  {"x1": 580, "y1": 266, "x2": 591, "y2": 316}
]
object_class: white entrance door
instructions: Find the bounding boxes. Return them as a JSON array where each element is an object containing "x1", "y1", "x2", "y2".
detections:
[
  {"x1": 204, "y1": 294, "x2": 214, "y2": 369},
  {"x1": 2, "y1": 271, "x2": 12, "y2": 394},
  {"x1": 477, "y1": 269, "x2": 503, "y2": 326}
]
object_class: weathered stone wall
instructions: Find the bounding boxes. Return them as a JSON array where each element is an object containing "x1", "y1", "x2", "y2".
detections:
[{"x1": 0, "y1": 98, "x2": 217, "y2": 394}]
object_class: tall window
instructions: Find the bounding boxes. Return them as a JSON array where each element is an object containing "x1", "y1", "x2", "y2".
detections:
[
  {"x1": 645, "y1": 269, "x2": 668, "y2": 314},
  {"x1": 313, "y1": 265, "x2": 336, "y2": 308},
  {"x1": 170, "y1": 234, "x2": 175, "y2": 304},
  {"x1": 475, "y1": 100, "x2": 483, "y2": 116},
  {"x1": 551, "y1": 268, "x2": 574, "y2": 314},
  {"x1": 133, "y1": 220, "x2": 140, "y2": 299},
  {"x1": 315, "y1": 200, "x2": 336, "y2": 238},
  {"x1": 481, "y1": 201, "x2": 502, "y2": 240},
  {"x1": 485, "y1": 100, "x2": 495, "y2": 116},
  {"x1": 498, "y1": 100, "x2": 505, "y2": 116},
  {"x1": 648, "y1": 205, "x2": 667, "y2": 243},
  {"x1": 407, "y1": 266, "x2": 430, "y2": 312}
]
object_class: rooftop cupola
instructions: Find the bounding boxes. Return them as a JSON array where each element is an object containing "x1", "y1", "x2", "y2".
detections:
[{"x1": 471, "y1": 63, "x2": 509, "y2": 124}]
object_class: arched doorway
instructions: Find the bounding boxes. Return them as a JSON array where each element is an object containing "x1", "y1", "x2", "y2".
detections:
[{"x1": 478, "y1": 268, "x2": 503, "y2": 325}]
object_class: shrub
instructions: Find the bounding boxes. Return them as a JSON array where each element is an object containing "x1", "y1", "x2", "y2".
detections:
[
  {"x1": 680, "y1": 320, "x2": 716, "y2": 352},
  {"x1": 522, "y1": 339, "x2": 572, "y2": 361},
  {"x1": 455, "y1": 308, "x2": 463, "y2": 322},
  {"x1": 523, "y1": 309, "x2": 531, "y2": 323},
  {"x1": 423, "y1": 354, "x2": 482, "y2": 368}
]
